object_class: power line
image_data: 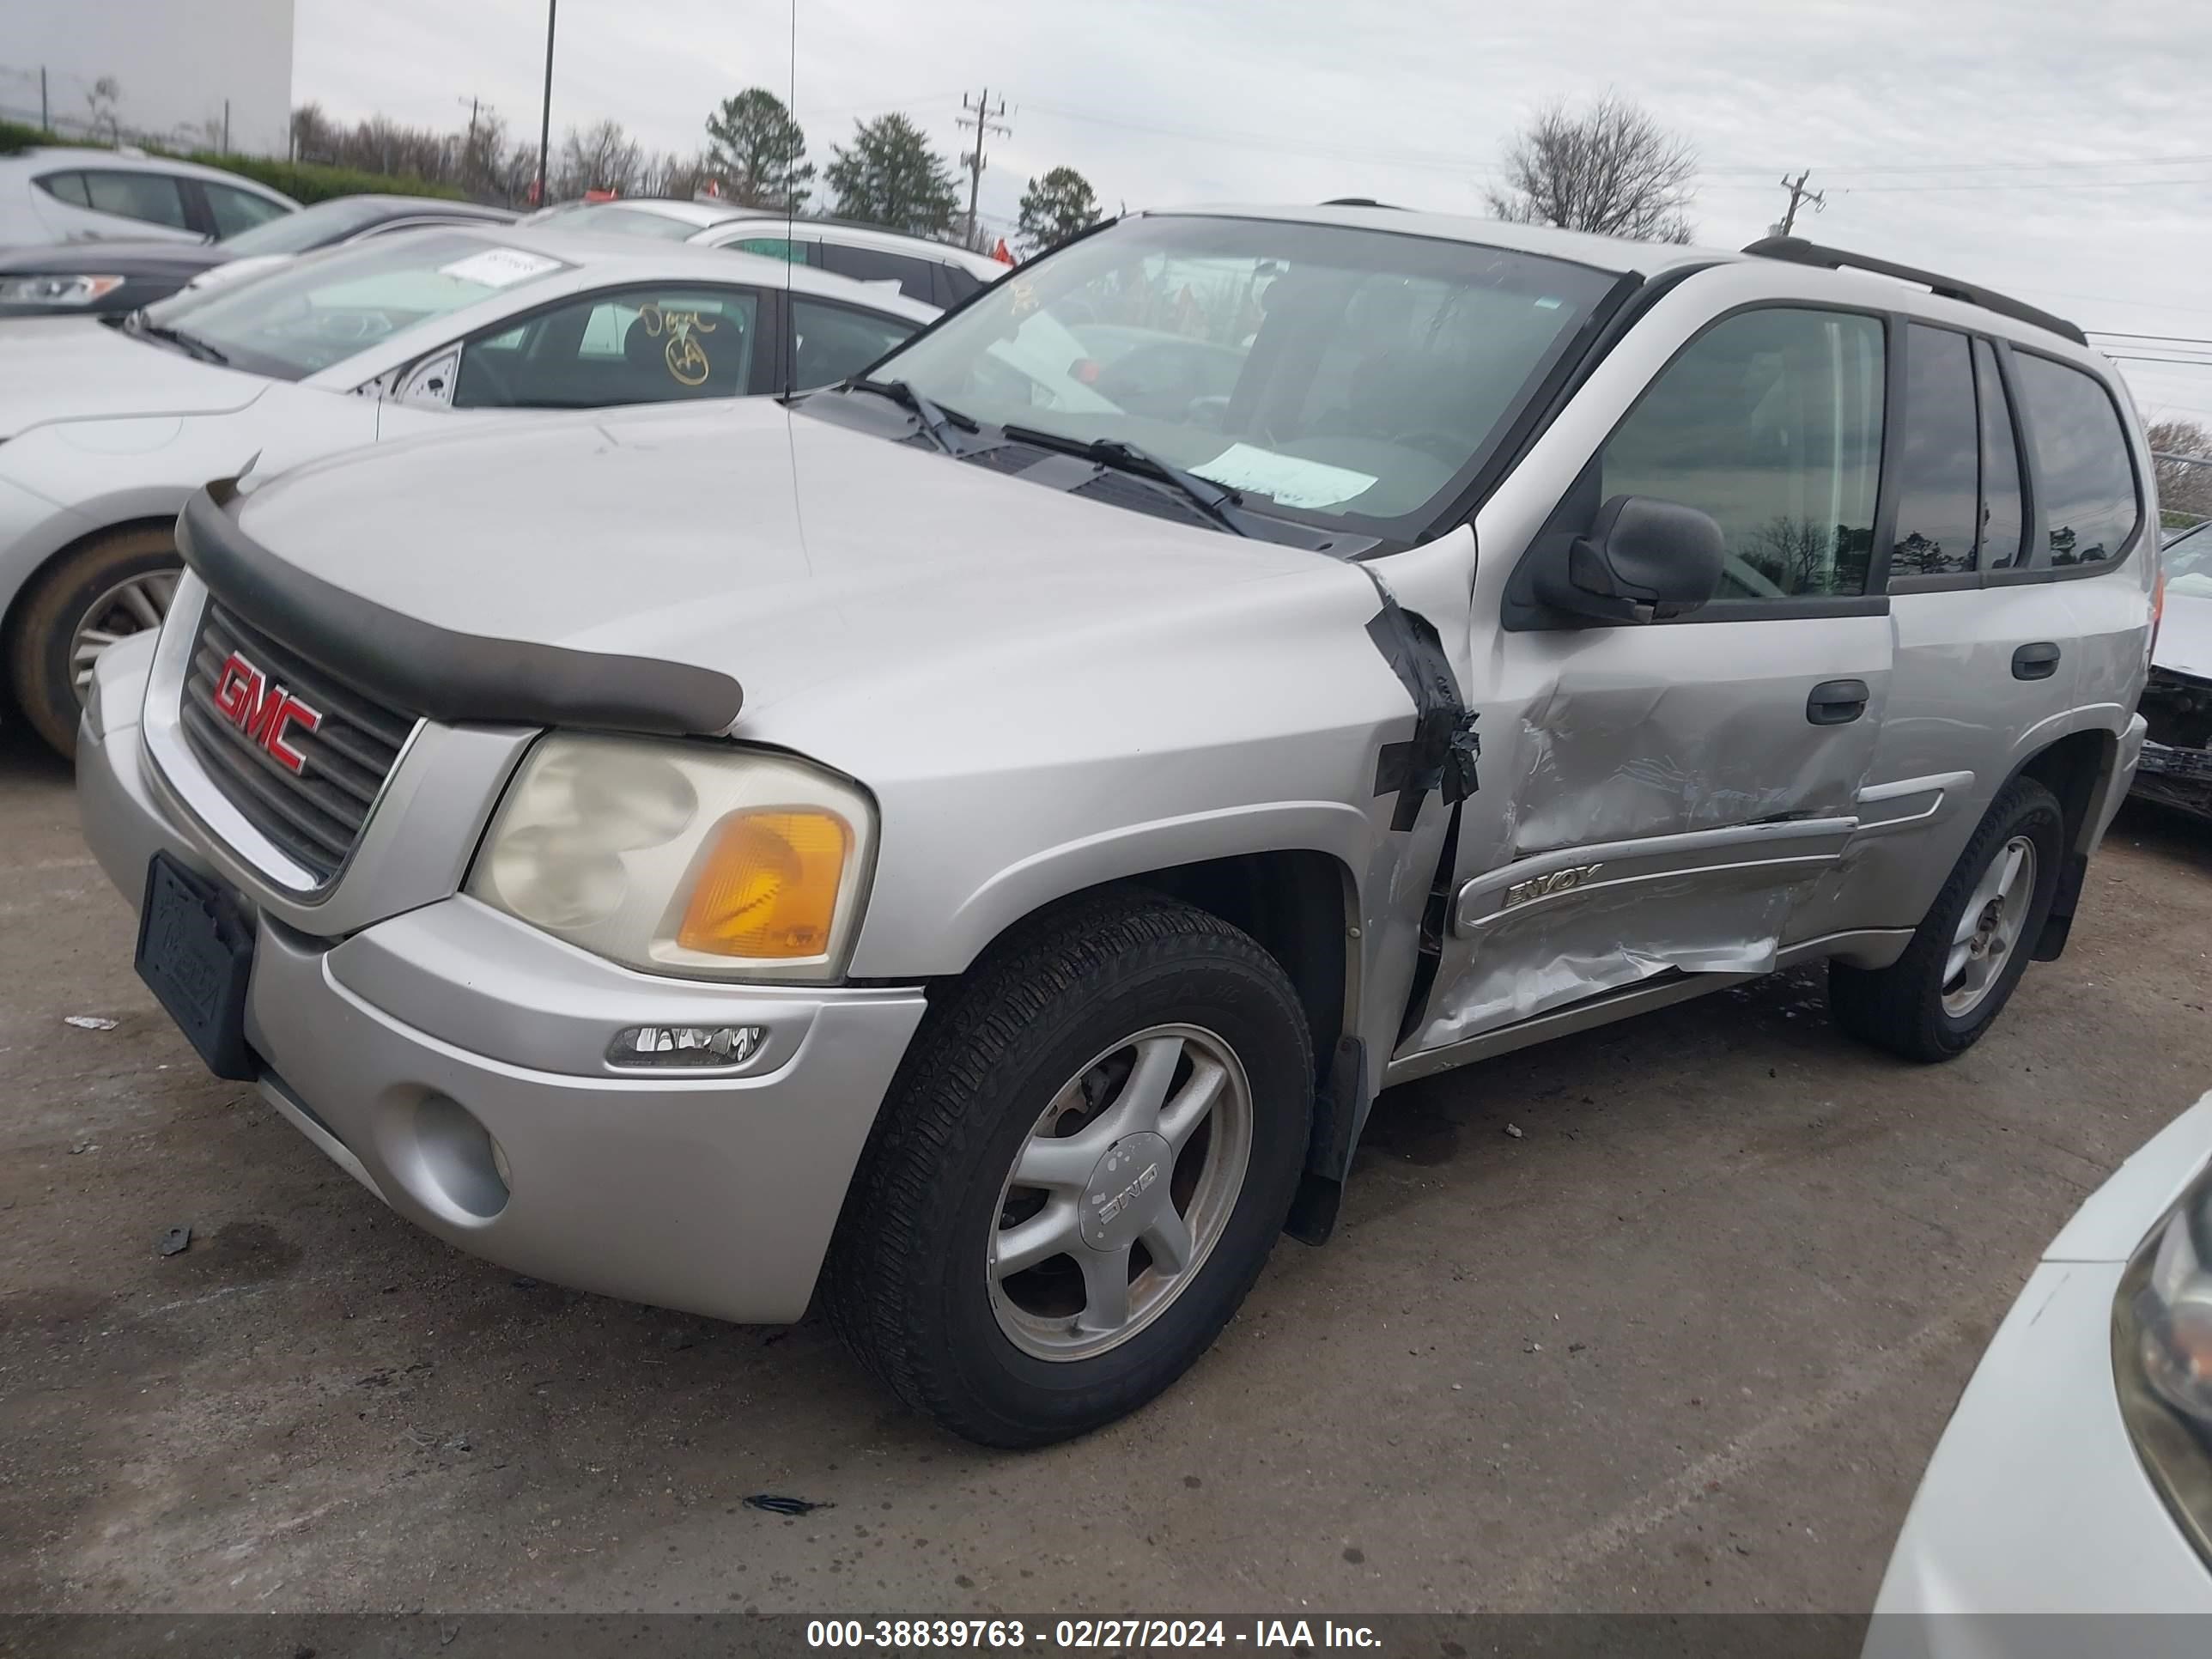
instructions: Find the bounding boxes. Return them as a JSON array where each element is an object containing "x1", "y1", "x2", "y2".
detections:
[
  {"x1": 2105, "y1": 353, "x2": 2212, "y2": 368},
  {"x1": 1698, "y1": 150, "x2": 2212, "y2": 179},
  {"x1": 2089, "y1": 331, "x2": 2212, "y2": 347}
]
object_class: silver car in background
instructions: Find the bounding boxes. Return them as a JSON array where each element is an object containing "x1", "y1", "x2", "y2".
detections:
[
  {"x1": 76, "y1": 204, "x2": 2156, "y2": 1446},
  {"x1": 0, "y1": 225, "x2": 933, "y2": 753},
  {"x1": 2136, "y1": 518, "x2": 2212, "y2": 817}
]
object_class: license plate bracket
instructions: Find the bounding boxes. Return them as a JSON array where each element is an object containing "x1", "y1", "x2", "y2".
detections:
[{"x1": 135, "y1": 853, "x2": 257, "y2": 1081}]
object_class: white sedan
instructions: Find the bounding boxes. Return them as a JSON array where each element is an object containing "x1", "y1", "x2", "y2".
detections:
[
  {"x1": 1869, "y1": 1089, "x2": 2212, "y2": 1653},
  {"x1": 0, "y1": 225, "x2": 935, "y2": 754}
]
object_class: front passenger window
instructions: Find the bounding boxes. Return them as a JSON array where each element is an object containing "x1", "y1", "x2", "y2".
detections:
[
  {"x1": 1600, "y1": 307, "x2": 1885, "y2": 599},
  {"x1": 452, "y1": 287, "x2": 761, "y2": 410}
]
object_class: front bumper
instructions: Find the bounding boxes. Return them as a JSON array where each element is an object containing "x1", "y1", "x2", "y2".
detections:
[
  {"x1": 78, "y1": 649, "x2": 928, "y2": 1324},
  {"x1": 2133, "y1": 738, "x2": 2212, "y2": 817},
  {"x1": 1867, "y1": 1095, "x2": 2212, "y2": 1651}
]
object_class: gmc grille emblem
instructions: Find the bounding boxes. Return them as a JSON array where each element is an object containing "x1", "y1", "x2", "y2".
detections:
[{"x1": 211, "y1": 650, "x2": 321, "y2": 775}]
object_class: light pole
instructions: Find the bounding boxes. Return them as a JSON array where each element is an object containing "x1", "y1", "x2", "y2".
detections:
[{"x1": 534, "y1": 0, "x2": 557, "y2": 208}]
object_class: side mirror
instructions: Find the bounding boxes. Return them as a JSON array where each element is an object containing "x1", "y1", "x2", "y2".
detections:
[{"x1": 1532, "y1": 494, "x2": 1726, "y2": 623}]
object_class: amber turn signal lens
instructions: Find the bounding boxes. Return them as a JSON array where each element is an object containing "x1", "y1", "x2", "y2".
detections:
[{"x1": 677, "y1": 810, "x2": 851, "y2": 958}]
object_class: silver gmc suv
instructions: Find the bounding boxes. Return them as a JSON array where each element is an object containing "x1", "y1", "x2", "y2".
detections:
[{"x1": 77, "y1": 205, "x2": 2157, "y2": 1446}]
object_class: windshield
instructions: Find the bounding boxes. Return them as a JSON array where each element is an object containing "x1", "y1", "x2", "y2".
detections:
[
  {"x1": 867, "y1": 214, "x2": 1615, "y2": 534},
  {"x1": 2170, "y1": 521, "x2": 2212, "y2": 596},
  {"x1": 536, "y1": 204, "x2": 720, "y2": 242},
  {"x1": 139, "y1": 234, "x2": 569, "y2": 380},
  {"x1": 218, "y1": 196, "x2": 397, "y2": 255}
]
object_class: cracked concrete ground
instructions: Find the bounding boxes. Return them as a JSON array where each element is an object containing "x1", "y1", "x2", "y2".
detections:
[{"x1": 4, "y1": 717, "x2": 2209, "y2": 1616}]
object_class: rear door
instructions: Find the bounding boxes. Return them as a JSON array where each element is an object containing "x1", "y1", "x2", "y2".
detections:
[{"x1": 1406, "y1": 301, "x2": 1895, "y2": 1054}]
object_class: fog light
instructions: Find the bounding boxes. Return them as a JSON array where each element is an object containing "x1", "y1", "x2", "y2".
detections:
[{"x1": 608, "y1": 1024, "x2": 764, "y2": 1068}]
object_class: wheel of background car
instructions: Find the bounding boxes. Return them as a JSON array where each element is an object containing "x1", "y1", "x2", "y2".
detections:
[
  {"x1": 1827, "y1": 775, "x2": 2066, "y2": 1062},
  {"x1": 7, "y1": 525, "x2": 181, "y2": 759},
  {"x1": 823, "y1": 890, "x2": 1313, "y2": 1447}
]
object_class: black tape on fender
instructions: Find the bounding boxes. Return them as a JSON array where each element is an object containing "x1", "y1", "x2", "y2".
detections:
[{"x1": 1363, "y1": 577, "x2": 1479, "y2": 831}]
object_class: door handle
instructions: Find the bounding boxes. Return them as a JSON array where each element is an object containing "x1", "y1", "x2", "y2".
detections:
[
  {"x1": 2013, "y1": 641, "x2": 2062, "y2": 681},
  {"x1": 1806, "y1": 678, "x2": 1870, "y2": 726}
]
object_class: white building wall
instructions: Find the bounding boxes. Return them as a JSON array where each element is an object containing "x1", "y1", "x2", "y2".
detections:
[{"x1": 1, "y1": 0, "x2": 295, "y2": 157}]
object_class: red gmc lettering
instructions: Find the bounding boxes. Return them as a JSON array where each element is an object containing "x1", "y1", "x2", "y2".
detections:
[{"x1": 210, "y1": 650, "x2": 321, "y2": 775}]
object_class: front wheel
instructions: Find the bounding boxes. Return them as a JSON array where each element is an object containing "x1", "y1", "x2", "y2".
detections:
[
  {"x1": 824, "y1": 891, "x2": 1314, "y2": 1447},
  {"x1": 8, "y1": 526, "x2": 181, "y2": 757},
  {"x1": 1828, "y1": 775, "x2": 2065, "y2": 1061}
]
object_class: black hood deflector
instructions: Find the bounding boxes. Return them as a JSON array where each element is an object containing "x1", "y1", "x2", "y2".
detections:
[{"x1": 178, "y1": 486, "x2": 744, "y2": 736}]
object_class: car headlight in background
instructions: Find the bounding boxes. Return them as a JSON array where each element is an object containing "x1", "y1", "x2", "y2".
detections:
[
  {"x1": 465, "y1": 735, "x2": 875, "y2": 984},
  {"x1": 2115, "y1": 1159, "x2": 2212, "y2": 1567},
  {"x1": 0, "y1": 274, "x2": 127, "y2": 307}
]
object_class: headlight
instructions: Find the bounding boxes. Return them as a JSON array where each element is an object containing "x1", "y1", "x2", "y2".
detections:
[
  {"x1": 2116, "y1": 1161, "x2": 2212, "y2": 1566},
  {"x1": 465, "y1": 735, "x2": 875, "y2": 983},
  {"x1": 0, "y1": 274, "x2": 127, "y2": 307}
]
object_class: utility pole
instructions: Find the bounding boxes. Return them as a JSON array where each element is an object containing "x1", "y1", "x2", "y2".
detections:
[
  {"x1": 535, "y1": 0, "x2": 557, "y2": 209},
  {"x1": 957, "y1": 88, "x2": 1010, "y2": 248},
  {"x1": 1776, "y1": 169, "x2": 1826, "y2": 236}
]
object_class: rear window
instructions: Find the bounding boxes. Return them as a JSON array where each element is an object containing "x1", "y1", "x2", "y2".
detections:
[
  {"x1": 2012, "y1": 355, "x2": 2140, "y2": 567},
  {"x1": 83, "y1": 169, "x2": 190, "y2": 229},
  {"x1": 35, "y1": 171, "x2": 91, "y2": 208},
  {"x1": 819, "y1": 242, "x2": 938, "y2": 302}
]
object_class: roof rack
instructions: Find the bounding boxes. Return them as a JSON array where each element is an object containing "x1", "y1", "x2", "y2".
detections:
[
  {"x1": 1320, "y1": 197, "x2": 1403, "y2": 210},
  {"x1": 1741, "y1": 235, "x2": 2086, "y2": 346}
]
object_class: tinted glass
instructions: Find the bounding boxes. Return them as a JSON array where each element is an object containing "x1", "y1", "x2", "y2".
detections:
[
  {"x1": 792, "y1": 297, "x2": 916, "y2": 388},
  {"x1": 936, "y1": 264, "x2": 986, "y2": 307},
  {"x1": 1975, "y1": 339, "x2": 2027, "y2": 569},
  {"x1": 2014, "y1": 354, "x2": 2140, "y2": 566},
  {"x1": 872, "y1": 214, "x2": 1613, "y2": 534},
  {"x1": 732, "y1": 236, "x2": 816, "y2": 264},
  {"x1": 1888, "y1": 325, "x2": 1978, "y2": 577},
  {"x1": 82, "y1": 169, "x2": 189, "y2": 229},
  {"x1": 819, "y1": 242, "x2": 938, "y2": 301},
  {"x1": 35, "y1": 171, "x2": 90, "y2": 208},
  {"x1": 454, "y1": 286, "x2": 759, "y2": 408},
  {"x1": 143, "y1": 234, "x2": 570, "y2": 380},
  {"x1": 221, "y1": 195, "x2": 392, "y2": 253},
  {"x1": 1601, "y1": 307, "x2": 1886, "y2": 599},
  {"x1": 205, "y1": 184, "x2": 289, "y2": 239}
]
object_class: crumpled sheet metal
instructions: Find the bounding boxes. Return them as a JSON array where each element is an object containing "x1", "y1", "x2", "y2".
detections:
[{"x1": 1408, "y1": 869, "x2": 1796, "y2": 1051}]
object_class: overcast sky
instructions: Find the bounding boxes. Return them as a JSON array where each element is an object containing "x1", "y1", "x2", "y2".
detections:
[{"x1": 295, "y1": 0, "x2": 2212, "y2": 428}]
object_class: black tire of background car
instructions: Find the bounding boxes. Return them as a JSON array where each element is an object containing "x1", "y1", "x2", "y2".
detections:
[
  {"x1": 823, "y1": 890, "x2": 1314, "y2": 1448},
  {"x1": 1827, "y1": 775, "x2": 2066, "y2": 1062},
  {"x1": 7, "y1": 526, "x2": 181, "y2": 759}
]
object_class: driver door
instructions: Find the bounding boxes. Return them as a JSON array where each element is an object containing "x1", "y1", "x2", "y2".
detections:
[{"x1": 1401, "y1": 303, "x2": 1897, "y2": 1057}]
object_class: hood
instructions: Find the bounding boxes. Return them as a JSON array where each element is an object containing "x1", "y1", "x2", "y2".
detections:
[
  {"x1": 228, "y1": 398, "x2": 1370, "y2": 722},
  {"x1": 2157, "y1": 590, "x2": 2212, "y2": 683},
  {"x1": 0, "y1": 318, "x2": 266, "y2": 439},
  {"x1": 0, "y1": 238, "x2": 226, "y2": 279}
]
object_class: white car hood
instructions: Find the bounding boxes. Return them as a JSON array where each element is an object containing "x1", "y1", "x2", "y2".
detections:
[
  {"x1": 2155, "y1": 589, "x2": 2212, "y2": 682},
  {"x1": 0, "y1": 317, "x2": 267, "y2": 438},
  {"x1": 227, "y1": 397, "x2": 1366, "y2": 720}
]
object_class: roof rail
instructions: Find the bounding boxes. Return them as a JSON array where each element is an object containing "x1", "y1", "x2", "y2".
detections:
[
  {"x1": 1320, "y1": 197, "x2": 1402, "y2": 210},
  {"x1": 1741, "y1": 235, "x2": 2086, "y2": 346}
]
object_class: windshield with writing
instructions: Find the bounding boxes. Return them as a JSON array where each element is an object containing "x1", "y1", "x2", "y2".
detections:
[{"x1": 869, "y1": 214, "x2": 1615, "y2": 533}]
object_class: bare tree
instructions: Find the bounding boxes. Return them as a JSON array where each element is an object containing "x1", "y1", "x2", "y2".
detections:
[
  {"x1": 83, "y1": 76, "x2": 122, "y2": 145},
  {"x1": 1484, "y1": 91, "x2": 1698, "y2": 244},
  {"x1": 2149, "y1": 418, "x2": 2212, "y2": 525},
  {"x1": 555, "y1": 120, "x2": 643, "y2": 198}
]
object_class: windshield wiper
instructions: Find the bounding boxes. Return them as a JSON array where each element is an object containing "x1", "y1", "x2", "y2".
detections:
[
  {"x1": 847, "y1": 376, "x2": 975, "y2": 454},
  {"x1": 1000, "y1": 424, "x2": 1248, "y2": 537},
  {"x1": 132, "y1": 319, "x2": 229, "y2": 366}
]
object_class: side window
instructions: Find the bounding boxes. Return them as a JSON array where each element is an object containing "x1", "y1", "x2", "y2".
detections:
[
  {"x1": 205, "y1": 184, "x2": 289, "y2": 239},
  {"x1": 818, "y1": 242, "x2": 937, "y2": 302},
  {"x1": 934, "y1": 264, "x2": 985, "y2": 307},
  {"x1": 732, "y1": 236, "x2": 817, "y2": 264},
  {"x1": 1888, "y1": 325, "x2": 1978, "y2": 578},
  {"x1": 80, "y1": 169, "x2": 191, "y2": 230},
  {"x1": 1974, "y1": 340, "x2": 2027, "y2": 569},
  {"x1": 34, "y1": 171, "x2": 91, "y2": 208},
  {"x1": 452, "y1": 287, "x2": 761, "y2": 410},
  {"x1": 1599, "y1": 307, "x2": 1885, "y2": 599},
  {"x1": 2012, "y1": 354, "x2": 2140, "y2": 567},
  {"x1": 791, "y1": 298, "x2": 918, "y2": 389}
]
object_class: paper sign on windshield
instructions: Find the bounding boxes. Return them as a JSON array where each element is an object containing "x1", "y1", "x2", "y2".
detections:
[
  {"x1": 1191, "y1": 443, "x2": 1378, "y2": 510},
  {"x1": 437, "y1": 248, "x2": 565, "y2": 289}
]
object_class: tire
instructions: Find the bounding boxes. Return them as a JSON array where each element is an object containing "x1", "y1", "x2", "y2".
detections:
[
  {"x1": 1828, "y1": 775, "x2": 2065, "y2": 1062},
  {"x1": 7, "y1": 526, "x2": 181, "y2": 758},
  {"x1": 824, "y1": 890, "x2": 1314, "y2": 1448}
]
